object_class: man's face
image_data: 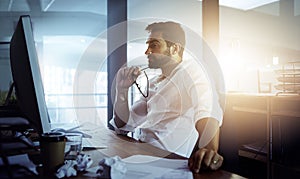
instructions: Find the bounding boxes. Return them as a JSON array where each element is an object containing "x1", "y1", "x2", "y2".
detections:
[{"x1": 145, "y1": 31, "x2": 172, "y2": 69}]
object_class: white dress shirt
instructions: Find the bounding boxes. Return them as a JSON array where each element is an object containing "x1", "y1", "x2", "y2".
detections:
[{"x1": 110, "y1": 58, "x2": 223, "y2": 158}]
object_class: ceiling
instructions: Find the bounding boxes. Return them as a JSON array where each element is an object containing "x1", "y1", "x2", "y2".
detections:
[
  {"x1": 201, "y1": 0, "x2": 280, "y2": 11},
  {"x1": 0, "y1": 0, "x2": 287, "y2": 14},
  {"x1": 0, "y1": 0, "x2": 107, "y2": 14}
]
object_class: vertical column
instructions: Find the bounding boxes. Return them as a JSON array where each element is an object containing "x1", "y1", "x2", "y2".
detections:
[
  {"x1": 202, "y1": 0, "x2": 219, "y2": 58},
  {"x1": 278, "y1": 0, "x2": 294, "y2": 63},
  {"x1": 107, "y1": 0, "x2": 127, "y2": 129},
  {"x1": 202, "y1": 0, "x2": 226, "y2": 111}
]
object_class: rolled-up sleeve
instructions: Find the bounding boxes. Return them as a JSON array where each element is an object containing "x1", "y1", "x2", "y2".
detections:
[
  {"x1": 185, "y1": 63, "x2": 223, "y2": 126},
  {"x1": 110, "y1": 97, "x2": 148, "y2": 133}
]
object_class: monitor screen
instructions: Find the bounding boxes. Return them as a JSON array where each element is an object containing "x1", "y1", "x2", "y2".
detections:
[{"x1": 10, "y1": 15, "x2": 51, "y2": 134}]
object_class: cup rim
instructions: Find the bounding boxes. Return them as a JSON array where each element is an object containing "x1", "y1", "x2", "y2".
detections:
[{"x1": 40, "y1": 132, "x2": 66, "y2": 142}]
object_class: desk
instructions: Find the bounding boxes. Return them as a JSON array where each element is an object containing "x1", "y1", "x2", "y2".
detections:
[{"x1": 74, "y1": 123, "x2": 245, "y2": 179}]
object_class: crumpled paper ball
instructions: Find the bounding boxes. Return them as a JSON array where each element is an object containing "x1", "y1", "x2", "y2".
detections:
[
  {"x1": 55, "y1": 154, "x2": 93, "y2": 178},
  {"x1": 76, "y1": 153, "x2": 93, "y2": 171},
  {"x1": 97, "y1": 156, "x2": 127, "y2": 179},
  {"x1": 56, "y1": 160, "x2": 77, "y2": 178}
]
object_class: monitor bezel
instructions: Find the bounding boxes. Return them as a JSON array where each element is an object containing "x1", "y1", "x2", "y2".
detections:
[{"x1": 10, "y1": 15, "x2": 51, "y2": 134}]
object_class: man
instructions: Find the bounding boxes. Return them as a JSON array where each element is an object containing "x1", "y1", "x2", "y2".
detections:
[{"x1": 110, "y1": 21, "x2": 224, "y2": 172}]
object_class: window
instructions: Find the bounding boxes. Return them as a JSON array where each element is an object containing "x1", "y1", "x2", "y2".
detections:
[{"x1": 39, "y1": 35, "x2": 108, "y2": 126}]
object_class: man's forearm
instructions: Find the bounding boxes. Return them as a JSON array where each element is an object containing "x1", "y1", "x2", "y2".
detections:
[
  {"x1": 195, "y1": 117, "x2": 220, "y2": 151},
  {"x1": 203, "y1": 127, "x2": 219, "y2": 151},
  {"x1": 114, "y1": 88, "x2": 130, "y2": 128},
  {"x1": 189, "y1": 118, "x2": 223, "y2": 172}
]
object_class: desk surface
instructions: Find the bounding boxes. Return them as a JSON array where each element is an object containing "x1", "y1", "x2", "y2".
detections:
[{"x1": 74, "y1": 122, "x2": 245, "y2": 179}]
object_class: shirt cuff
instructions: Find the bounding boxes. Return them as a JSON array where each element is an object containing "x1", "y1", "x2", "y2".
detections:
[{"x1": 109, "y1": 117, "x2": 135, "y2": 135}]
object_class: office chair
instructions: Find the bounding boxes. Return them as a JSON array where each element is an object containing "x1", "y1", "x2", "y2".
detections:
[
  {"x1": 0, "y1": 117, "x2": 39, "y2": 178},
  {"x1": 0, "y1": 84, "x2": 38, "y2": 178}
]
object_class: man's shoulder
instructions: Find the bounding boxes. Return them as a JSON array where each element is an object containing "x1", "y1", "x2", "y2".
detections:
[
  {"x1": 180, "y1": 59, "x2": 207, "y2": 75},
  {"x1": 182, "y1": 58, "x2": 203, "y2": 67}
]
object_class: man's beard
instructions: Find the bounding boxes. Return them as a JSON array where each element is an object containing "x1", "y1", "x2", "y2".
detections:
[{"x1": 148, "y1": 49, "x2": 171, "y2": 69}]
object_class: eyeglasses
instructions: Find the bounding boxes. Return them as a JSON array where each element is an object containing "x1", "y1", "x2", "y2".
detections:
[{"x1": 134, "y1": 68, "x2": 149, "y2": 98}]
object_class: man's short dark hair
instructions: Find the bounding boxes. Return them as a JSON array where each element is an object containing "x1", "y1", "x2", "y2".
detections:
[{"x1": 146, "y1": 21, "x2": 185, "y2": 57}]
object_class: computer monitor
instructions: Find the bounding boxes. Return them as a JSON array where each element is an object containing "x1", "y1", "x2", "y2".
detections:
[{"x1": 10, "y1": 15, "x2": 51, "y2": 134}]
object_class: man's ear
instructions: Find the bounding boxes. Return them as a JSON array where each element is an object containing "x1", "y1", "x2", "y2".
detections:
[{"x1": 170, "y1": 43, "x2": 181, "y2": 55}]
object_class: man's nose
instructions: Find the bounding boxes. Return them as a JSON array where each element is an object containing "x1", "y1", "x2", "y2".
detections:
[{"x1": 145, "y1": 48, "x2": 151, "y2": 55}]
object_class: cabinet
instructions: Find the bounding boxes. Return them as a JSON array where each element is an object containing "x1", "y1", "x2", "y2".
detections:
[
  {"x1": 270, "y1": 96, "x2": 300, "y2": 178},
  {"x1": 221, "y1": 93, "x2": 300, "y2": 178},
  {"x1": 220, "y1": 93, "x2": 269, "y2": 178}
]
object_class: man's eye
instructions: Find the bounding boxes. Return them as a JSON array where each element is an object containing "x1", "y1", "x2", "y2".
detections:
[{"x1": 150, "y1": 43, "x2": 158, "y2": 48}]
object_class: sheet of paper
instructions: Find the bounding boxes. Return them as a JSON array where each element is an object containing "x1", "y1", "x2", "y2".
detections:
[
  {"x1": 123, "y1": 155, "x2": 193, "y2": 179},
  {"x1": 82, "y1": 137, "x2": 108, "y2": 149},
  {"x1": 85, "y1": 155, "x2": 192, "y2": 179}
]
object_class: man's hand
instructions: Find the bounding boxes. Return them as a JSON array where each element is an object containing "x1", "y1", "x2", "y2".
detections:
[
  {"x1": 114, "y1": 66, "x2": 141, "y2": 128},
  {"x1": 189, "y1": 117, "x2": 223, "y2": 173},
  {"x1": 188, "y1": 148, "x2": 223, "y2": 173},
  {"x1": 116, "y1": 66, "x2": 141, "y2": 90}
]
